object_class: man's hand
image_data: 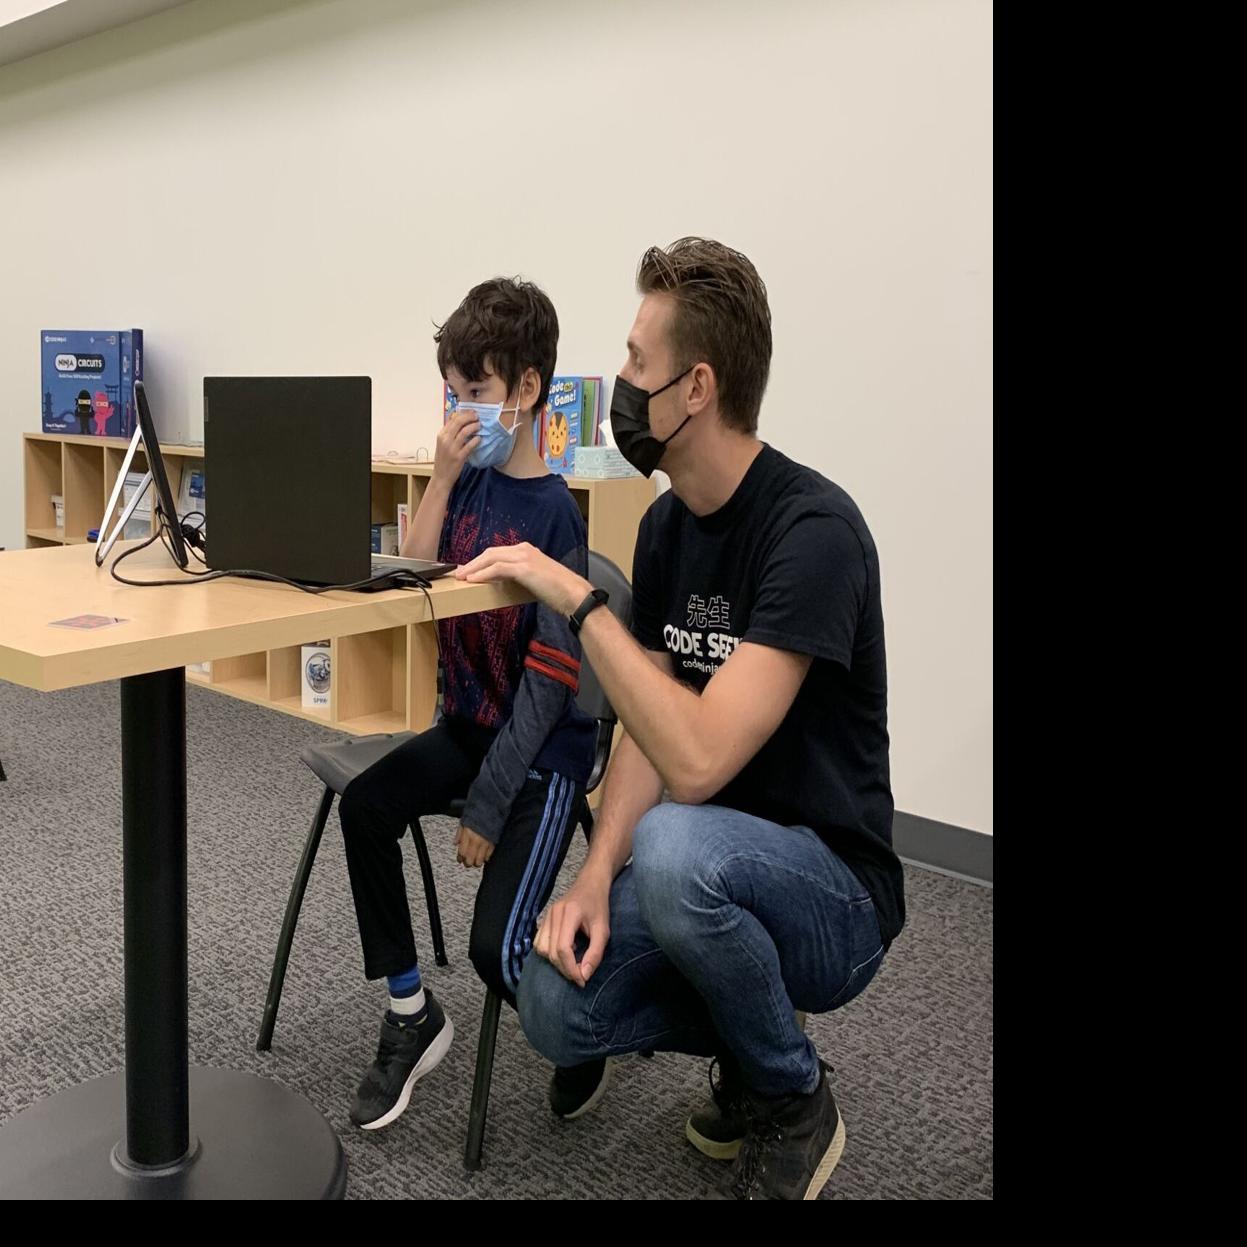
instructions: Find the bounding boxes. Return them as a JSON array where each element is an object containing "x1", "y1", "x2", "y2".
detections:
[
  {"x1": 455, "y1": 824, "x2": 494, "y2": 869},
  {"x1": 533, "y1": 870, "x2": 612, "y2": 987},
  {"x1": 455, "y1": 542, "x2": 591, "y2": 617},
  {"x1": 433, "y1": 410, "x2": 482, "y2": 489}
]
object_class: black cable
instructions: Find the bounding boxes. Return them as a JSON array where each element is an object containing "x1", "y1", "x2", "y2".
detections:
[
  {"x1": 109, "y1": 514, "x2": 448, "y2": 604},
  {"x1": 109, "y1": 512, "x2": 450, "y2": 707},
  {"x1": 416, "y1": 582, "x2": 445, "y2": 669},
  {"x1": 107, "y1": 526, "x2": 165, "y2": 565},
  {"x1": 109, "y1": 525, "x2": 213, "y2": 586},
  {"x1": 157, "y1": 515, "x2": 214, "y2": 576},
  {"x1": 414, "y1": 580, "x2": 447, "y2": 713},
  {"x1": 171, "y1": 511, "x2": 209, "y2": 566},
  {"x1": 109, "y1": 510, "x2": 342, "y2": 591}
]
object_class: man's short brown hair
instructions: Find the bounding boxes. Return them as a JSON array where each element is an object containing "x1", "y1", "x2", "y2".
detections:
[
  {"x1": 435, "y1": 277, "x2": 559, "y2": 415},
  {"x1": 636, "y1": 237, "x2": 772, "y2": 434}
]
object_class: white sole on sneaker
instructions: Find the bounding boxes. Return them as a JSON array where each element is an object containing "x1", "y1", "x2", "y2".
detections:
[
  {"x1": 559, "y1": 1056, "x2": 614, "y2": 1120},
  {"x1": 802, "y1": 1110, "x2": 847, "y2": 1199},
  {"x1": 358, "y1": 1015, "x2": 455, "y2": 1131},
  {"x1": 685, "y1": 1118, "x2": 743, "y2": 1161}
]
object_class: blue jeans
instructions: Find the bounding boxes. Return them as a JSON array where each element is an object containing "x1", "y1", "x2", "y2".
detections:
[{"x1": 517, "y1": 803, "x2": 886, "y2": 1098}]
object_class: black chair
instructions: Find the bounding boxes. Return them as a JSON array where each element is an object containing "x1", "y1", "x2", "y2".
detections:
[
  {"x1": 255, "y1": 551, "x2": 633, "y2": 1171},
  {"x1": 255, "y1": 732, "x2": 451, "y2": 1059},
  {"x1": 0, "y1": 757, "x2": 6, "y2": 783}
]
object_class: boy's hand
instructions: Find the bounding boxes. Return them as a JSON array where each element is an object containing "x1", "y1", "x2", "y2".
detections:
[
  {"x1": 455, "y1": 824, "x2": 494, "y2": 869},
  {"x1": 434, "y1": 410, "x2": 482, "y2": 488}
]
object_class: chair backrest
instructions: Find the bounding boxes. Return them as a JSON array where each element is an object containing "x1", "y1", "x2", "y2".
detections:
[{"x1": 577, "y1": 550, "x2": 633, "y2": 792}]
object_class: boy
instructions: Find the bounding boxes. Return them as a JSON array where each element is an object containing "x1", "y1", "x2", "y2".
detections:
[{"x1": 338, "y1": 277, "x2": 595, "y2": 1129}]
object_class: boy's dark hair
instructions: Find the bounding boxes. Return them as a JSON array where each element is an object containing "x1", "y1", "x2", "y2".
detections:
[
  {"x1": 636, "y1": 237, "x2": 772, "y2": 434},
  {"x1": 435, "y1": 277, "x2": 559, "y2": 416}
]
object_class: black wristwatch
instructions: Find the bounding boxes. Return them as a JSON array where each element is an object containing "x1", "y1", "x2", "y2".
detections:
[{"x1": 569, "y1": 587, "x2": 610, "y2": 635}]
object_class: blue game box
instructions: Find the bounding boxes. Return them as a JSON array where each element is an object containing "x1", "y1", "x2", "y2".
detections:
[{"x1": 40, "y1": 329, "x2": 144, "y2": 437}]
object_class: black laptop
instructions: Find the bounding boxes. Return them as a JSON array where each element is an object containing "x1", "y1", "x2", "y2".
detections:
[{"x1": 203, "y1": 376, "x2": 454, "y2": 588}]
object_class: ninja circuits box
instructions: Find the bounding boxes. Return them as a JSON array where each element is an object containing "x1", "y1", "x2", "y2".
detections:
[{"x1": 41, "y1": 330, "x2": 144, "y2": 437}]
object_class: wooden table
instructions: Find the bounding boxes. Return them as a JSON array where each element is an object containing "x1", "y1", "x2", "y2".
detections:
[{"x1": 0, "y1": 541, "x2": 529, "y2": 1199}]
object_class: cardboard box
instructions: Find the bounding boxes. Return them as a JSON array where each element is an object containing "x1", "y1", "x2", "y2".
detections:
[
  {"x1": 370, "y1": 523, "x2": 399, "y2": 556},
  {"x1": 573, "y1": 445, "x2": 641, "y2": 478},
  {"x1": 540, "y1": 376, "x2": 603, "y2": 475},
  {"x1": 40, "y1": 329, "x2": 142, "y2": 436}
]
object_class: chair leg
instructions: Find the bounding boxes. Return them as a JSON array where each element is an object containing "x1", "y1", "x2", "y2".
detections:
[
  {"x1": 257, "y1": 785, "x2": 335, "y2": 1052},
  {"x1": 0, "y1": 756, "x2": 6, "y2": 782},
  {"x1": 410, "y1": 819, "x2": 448, "y2": 967},
  {"x1": 579, "y1": 799, "x2": 594, "y2": 843},
  {"x1": 464, "y1": 990, "x2": 503, "y2": 1171}
]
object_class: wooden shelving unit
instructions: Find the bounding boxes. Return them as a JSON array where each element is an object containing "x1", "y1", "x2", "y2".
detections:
[{"x1": 21, "y1": 432, "x2": 653, "y2": 737}]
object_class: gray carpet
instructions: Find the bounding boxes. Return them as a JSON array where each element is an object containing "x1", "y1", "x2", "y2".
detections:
[{"x1": 0, "y1": 679, "x2": 992, "y2": 1199}]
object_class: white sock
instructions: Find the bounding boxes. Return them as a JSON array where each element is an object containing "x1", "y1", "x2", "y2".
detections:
[{"x1": 389, "y1": 987, "x2": 426, "y2": 1017}]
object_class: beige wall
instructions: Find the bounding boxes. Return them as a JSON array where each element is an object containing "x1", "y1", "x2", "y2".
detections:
[{"x1": 0, "y1": 0, "x2": 992, "y2": 832}]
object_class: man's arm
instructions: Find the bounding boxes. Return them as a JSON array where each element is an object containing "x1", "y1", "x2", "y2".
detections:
[
  {"x1": 580, "y1": 726, "x2": 666, "y2": 886},
  {"x1": 460, "y1": 541, "x2": 809, "y2": 802},
  {"x1": 575, "y1": 612, "x2": 810, "y2": 805}
]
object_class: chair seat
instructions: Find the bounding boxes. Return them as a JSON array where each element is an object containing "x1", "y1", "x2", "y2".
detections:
[{"x1": 299, "y1": 732, "x2": 417, "y2": 795}]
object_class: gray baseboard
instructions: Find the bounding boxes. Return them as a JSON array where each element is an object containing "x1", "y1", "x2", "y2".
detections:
[{"x1": 894, "y1": 810, "x2": 992, "y2": 886}]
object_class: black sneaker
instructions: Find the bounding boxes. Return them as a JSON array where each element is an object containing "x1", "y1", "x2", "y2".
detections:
[
  {"x1": 686, "y1": 1054, "x2": 748, "y2": 1160},
  {"x1": 728, "y1": 1062, "x2": 845, "y2": 1200},
  {"x1": 548, "y1": 1057, "x2": 612, "y2": 1118},
  {"x1": 349, "y1": 990, "x2": 454, "y2": 1130}
]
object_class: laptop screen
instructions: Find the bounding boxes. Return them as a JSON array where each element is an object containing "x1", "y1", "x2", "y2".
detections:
[{"x1": 204, "y1": 377, "x2": 371, "y2": 586}]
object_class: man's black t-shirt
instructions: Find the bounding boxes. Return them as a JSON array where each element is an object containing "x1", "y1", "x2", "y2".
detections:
[{"x1": 631, "y1": 443, "x2": 905, "y2": 945}]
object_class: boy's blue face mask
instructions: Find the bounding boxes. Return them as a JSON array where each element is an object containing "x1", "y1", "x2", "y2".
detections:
[{"x1": 455, "y1": 397, "x2": 523, "y2": 469}]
